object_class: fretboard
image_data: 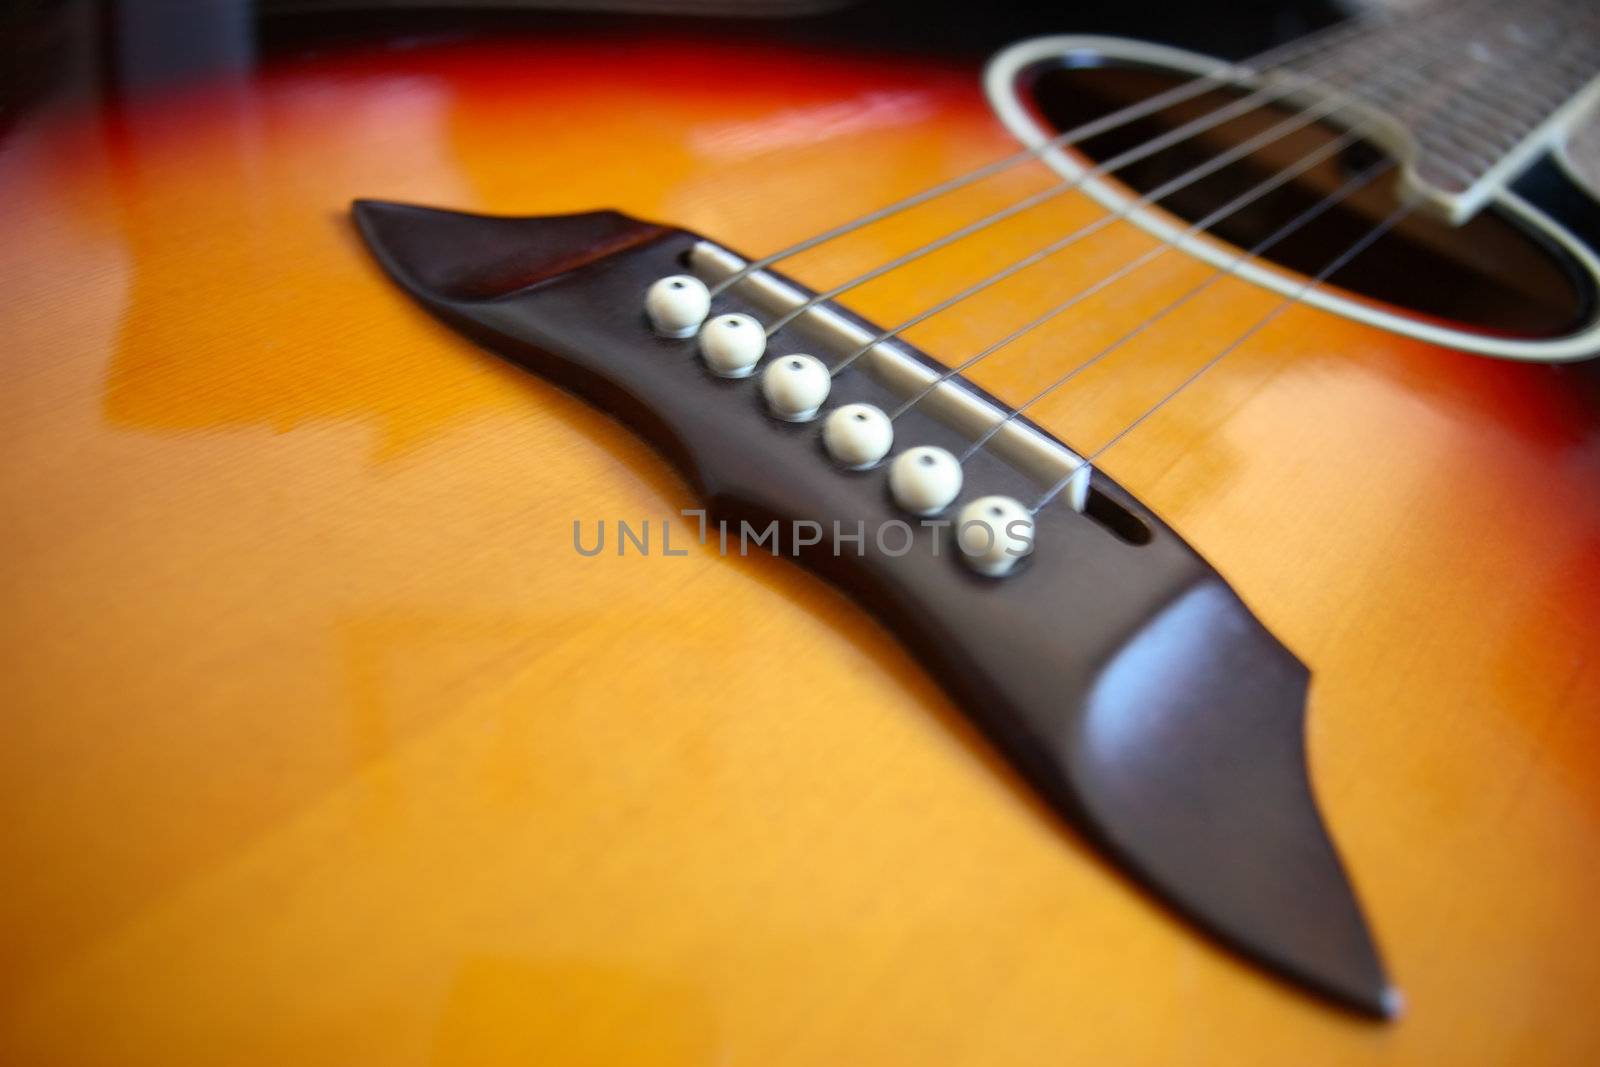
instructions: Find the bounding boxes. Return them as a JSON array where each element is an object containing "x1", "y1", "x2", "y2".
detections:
[{"x1": 1276, "y1": 0, "x2": 1600, "y2": 212}]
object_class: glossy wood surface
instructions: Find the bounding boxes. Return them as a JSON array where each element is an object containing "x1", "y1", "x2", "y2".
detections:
[{"x1": 1, "y1": 30, "x2": 1598, "y2": 1066}]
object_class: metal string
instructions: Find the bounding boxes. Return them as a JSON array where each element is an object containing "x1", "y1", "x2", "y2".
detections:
[
  {"x1": 1290, "y1": 0, "x2": 1600, "y2": 171},
  {"x1": 1031, "y1": 200, "x2": 1413, "y2": 510},
  {"x1": 758, "y1": 83, "x2": 1302, "y2": 337},
  {"x1": 692, "y1": 0, "x2": 1567, "y2": 521},
  {"x1": 735, "y1": 0, "x2": 1547, "y2": 321},
  {"x1": 885, "y1": 124, "x2": 1374, "y2": 422},
  {"x1": 947, "y1": 1, "x2": 1577, "y2": 502},
  {"x1": 704, "y1": 14, "x2": 1386, "y2": 299},
  {"x1": 827, "y1": 63, "x2": 1422, "y2": 384},
  {"x1": 758, "y1": 39, "x2": 1410, "y2": 340},
  {"x1": 828, "y1": 132, "x2": 1360, "y2": 383},
  {"x1": 753, "y1": 0, "x2": 1546, "y2": 339},
  {"x1": 874, "y1": 25, "x2": 1471, "y2": 424},
  {"x1": 1427, "y1": 0, "x2": 1600, "y2": 120},
  {"x1": 955, "y1": 155, "x2": 1396, "y2": 471}
]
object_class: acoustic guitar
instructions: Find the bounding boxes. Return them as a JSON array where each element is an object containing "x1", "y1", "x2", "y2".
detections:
[{"x1": 2, "y1": 0, "x2": 1597, "y2": 1063}]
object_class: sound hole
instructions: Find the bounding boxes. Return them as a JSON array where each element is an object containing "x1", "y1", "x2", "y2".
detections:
[{"x1": 1024, "y1": 62, "x2": 1591, "y2": 340}]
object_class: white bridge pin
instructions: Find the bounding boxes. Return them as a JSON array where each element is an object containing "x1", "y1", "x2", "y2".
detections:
[
  {"x1": 822, "y1": 403, "x2": 893, "y2": 468},
  {"x1": 888, "y1": 445, "x2": 962, "y2": 515},
  {"x1": 956, "y1": 495, "x2": 1034, "y2": 577},
  {"x1": 761, "y1": 354, "x2": 830, "y2": 421},
  {"x1": 644, "y1": 275, "x2": 710, "y2": 337},
  {"x1": 698, "y1": 313, "x2": 765, "y2": 377}
]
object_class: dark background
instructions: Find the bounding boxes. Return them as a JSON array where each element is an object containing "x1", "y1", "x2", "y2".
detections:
[{"x1": 5, "y1": 0, "x2": 1348, "y2": 113}]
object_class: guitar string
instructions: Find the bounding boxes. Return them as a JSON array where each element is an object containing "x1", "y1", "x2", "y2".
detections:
[
  {"x1": 1424, "y1": 0, "x2": 1600, "y2": 122},
  {"x1": 1344, "y1": 5, "x2": 1600, "y2": 170},
  {"x1": 884, "y1": 125, "x2": 1375, "y2": 422},
  {"x1": 728, "y1": 0, "x2": 1551, "y2": 313},
  {"x1": 698, "y1": 1, "x2": 1541, "y2": 516},
  {"x1": 755, "y1": 36, "x2": 1461, "y2": 341},
  {"x1": 1324, "y1": 35, "x2": 1542, "y2": 150},
  {"x1": 825, "y1": 48, "x2": 1442, "y2": 385},
  {"x1": 1030, "y1": 200, "x2": 1413, "y2": 511},
  {"x1": 752, "y1": 0, "x2": 1524, "y2": 340},
  {"x1": 948, "y1": 7, "x2": 1551, "y2": 491},
  {"x1": 1272, "y1": 0, "x2": 1600, "y2": 149},
  {"x1": 871, "y1": 28, "x2": 1471, "y2": 424},
  {"x1": 1343, "y1": 7, "x2": 1600, "y2": 183},
  {"x1": 1223, "y1": 0, "x2": 1600, "y2": 167},
  {"x1": 955, "y1": 154, "x2": 1394, "y2": 474},
  {"x1": 827, "y1": 125, "x2": 1364, "y2": 385},
  {"x1": 1354, "y1": 0, "x2": 1595, "y2": 128},
  {"x1": 853, "y1": 5, "x2": 1518, "y2": 491},
  {"x1": 703, "y1": 12, "x2": 1389, "y2": 299},
  {"x1": 758, "y1": 74, "x2": 1341, "y2": 338}
]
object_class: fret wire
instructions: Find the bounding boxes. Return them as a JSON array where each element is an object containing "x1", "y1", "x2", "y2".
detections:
[
  {"x1": 1034, "y1": 201, "x2": 1413, "y2": 512},
  {"x1": 1414, "y1": 0, "x2": 1573, "y2": 104},
  {"x1": 1354, "y1": 52, "x2": 1536, "y2": 154},
  {"x1": 1274, "y1": 66, "x2": 1481, "y2": 184},
  {"x1": 1307, "y1": 3, "x2": 1529, "y2": 166},
  {"x1": 1333, "y1": 0, "x2": 1595, "y2": 160},
  {"x1": 1435, "y1": 2, "x2": 1600, "y2": 120},
  {"x1": 1285, "y1": 0, "x2": 1600, "y2": 179},
  {"x1": 1461, "y1": 3, "x2": 1600, "y2": 107},
  {"x1": 1455, "y1": 24, "x2": 1595, "y2": 121},
  {"x1": 1386, "y1": 18, "x2": 1599, "y2": 145}
]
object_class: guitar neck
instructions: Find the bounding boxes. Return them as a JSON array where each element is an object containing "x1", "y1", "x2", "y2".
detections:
[{"x1": 1277, "y1": 0, "x2": 1600, "y2": 218}]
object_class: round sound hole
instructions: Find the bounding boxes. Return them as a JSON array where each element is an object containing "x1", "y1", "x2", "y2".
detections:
[{"x1": 1022, "y1": 61, "x2": 1593, "y2": 341}]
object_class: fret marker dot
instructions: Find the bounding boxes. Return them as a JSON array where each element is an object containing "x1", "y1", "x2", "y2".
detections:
[
  {"x1": 644, "y1": 274, "x2": 710, "y2": 337},
  {"x1": 823, "y1": 403, "x2": 892, "y2": 469},
  {"x1": 698, "y1": 313, "x2": 765, "y2": 377},
  {"x1": 761, "y1": 353, "x2": 830, "y2": 421},
  {"x1": 889, "y1": 446, "x2": 962, "y2": 515}
]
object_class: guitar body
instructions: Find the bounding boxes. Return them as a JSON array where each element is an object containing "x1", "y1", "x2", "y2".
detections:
[{"x1": 2, "y1": 17, "x2": 1599, "y2": 1066}]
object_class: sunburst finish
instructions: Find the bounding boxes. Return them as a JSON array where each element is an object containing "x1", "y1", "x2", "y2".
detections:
[{"x1": 1, "y1": 31, "x2": 1598, "y2": 1066}]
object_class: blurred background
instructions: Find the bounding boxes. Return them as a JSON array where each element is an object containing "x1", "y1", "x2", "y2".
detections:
[{"x1": 5, "y1": 0, "x2": 1353, "y2": 119}]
